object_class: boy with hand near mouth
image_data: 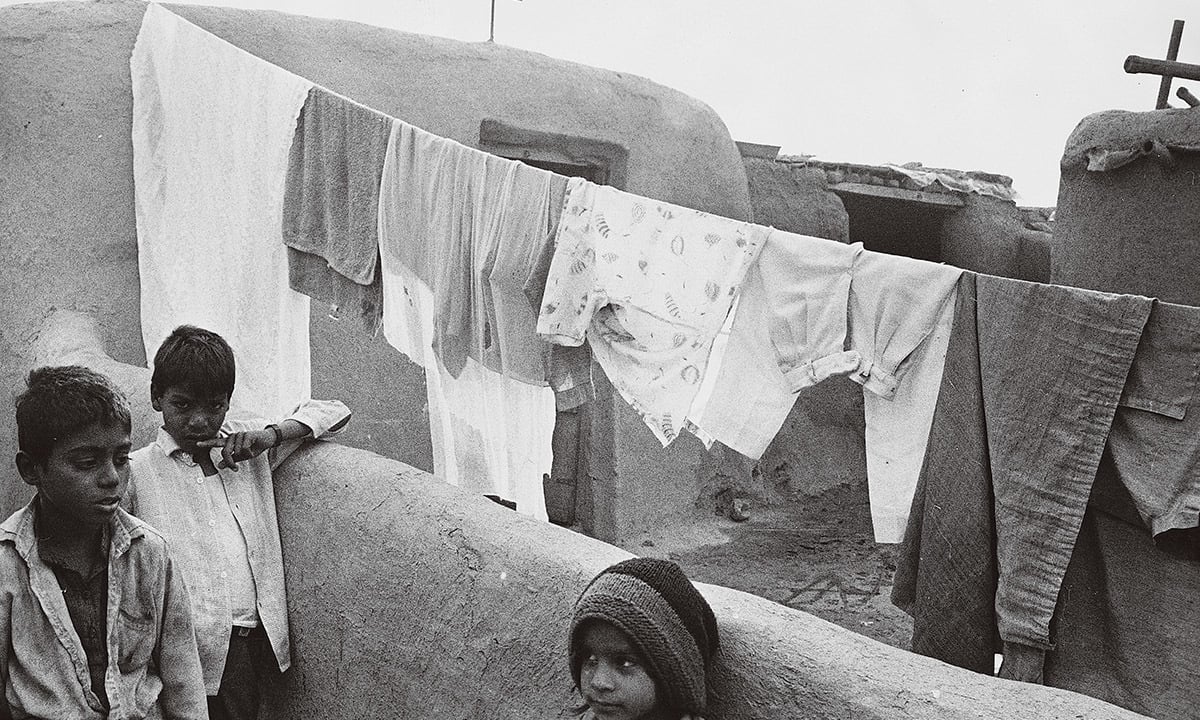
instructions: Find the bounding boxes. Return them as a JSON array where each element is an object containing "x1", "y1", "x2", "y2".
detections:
[
  {"x1": 1, "y1": 365, "x2": 207, "y2": 719},
  {"x1": 128, "y1": 325, "x2": 350, "y2": 720}
]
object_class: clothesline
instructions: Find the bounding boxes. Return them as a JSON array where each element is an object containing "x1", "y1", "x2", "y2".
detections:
[{"x1": 130, "y1": 2, "x2": 1200, "y2": 686}]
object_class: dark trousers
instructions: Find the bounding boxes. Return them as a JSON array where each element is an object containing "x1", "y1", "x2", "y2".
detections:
[{"x1": 206, "y1": 627, "x2": 279, "y2": 720}]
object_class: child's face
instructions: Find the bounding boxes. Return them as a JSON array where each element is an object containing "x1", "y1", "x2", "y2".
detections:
[
  {"x1": 18, "y1": 421, "x2": 131, "y2": 528},
  {"x1": 579, "y1": 621, "x2": 664, "y2": 720},
  {"x1": 152, "y1": 386, "x2": 230, "y2": 452}
]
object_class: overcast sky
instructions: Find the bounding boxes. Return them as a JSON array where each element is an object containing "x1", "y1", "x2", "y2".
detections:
[{"x1": 8, "y1": 0, "x2": 1199, "y2": 205}]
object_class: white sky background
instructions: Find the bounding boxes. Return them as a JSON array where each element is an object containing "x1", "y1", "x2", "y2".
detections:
[{"x1": 8, "y1": 0, "x2": 1200, "y2": 205}]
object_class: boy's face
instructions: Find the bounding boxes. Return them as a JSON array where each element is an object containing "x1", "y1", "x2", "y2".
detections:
[
  {"x1": 579, "y1": 621, "x2": 665, "y2": 720},
  {"x1": 17, "y1": 421, "x2": 131, "y2": 528},
  {"x1": 152, "y1": 386, "x2": 230, "y2": 452}
]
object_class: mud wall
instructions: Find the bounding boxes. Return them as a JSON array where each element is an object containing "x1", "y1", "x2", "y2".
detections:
[
  {"x1": 743, "y1": 159, "x2": 850, "y2": 242},
  {"x1": 0, "y1": 0, "x2": 750, "y2": 529},
  {"x1": 941, "y1": 194, "x2": 1052, "y2": 283},
  {"x1": 33, "y1": 312, "x2": 1148, "y2": 720},
  {"x1": 1053, "y1": 108, "x2": 1200, "y2": 304}
]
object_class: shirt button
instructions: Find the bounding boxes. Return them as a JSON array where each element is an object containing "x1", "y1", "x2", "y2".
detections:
[
  {"x1": 220, "y1": 571, "x2": 228, "y2": 578},
  {"x1": 208, "y1": 519, "x2": 216, "y2": 527}
]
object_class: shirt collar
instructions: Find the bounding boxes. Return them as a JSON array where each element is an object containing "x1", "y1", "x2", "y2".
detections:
[
  {"x1": 155, "y1": 426, "x2": 187, "y2": 457},
  {"x1": 1, "y1": 496, "x2": 141, "y2": 565}
]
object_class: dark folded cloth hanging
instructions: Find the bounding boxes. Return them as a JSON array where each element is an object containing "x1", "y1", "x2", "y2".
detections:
[
  {"x1": 1107, "y1": 300, "x2": 1200, "y2": 536},
  {"x1": 892, "y1": 272, "x2": 1000, "y2": 674},
  {"x1": 977, "y1": 274, "x2": 1149, "y2": 651},
  {"x1": 282, "y1": 86, "x2": 391, "y2": 333},
  {"x1": 896, "y1": 272, "x2": 1152, "y2": 673},
  {"x1": 1040, "y1": 300, "x2": 1200, "y2": 718},
  {"x1": 1044, "y1": 460, "x2": 1200, "y2": 720}
]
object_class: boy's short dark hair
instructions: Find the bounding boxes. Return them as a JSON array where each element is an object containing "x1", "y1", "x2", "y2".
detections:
[
  {"x1": 16, "y1": 366, "x2": 132, "y2": 465},
  {"x1": 150, "y1": 325, "x2": 236, "y2": 400}
]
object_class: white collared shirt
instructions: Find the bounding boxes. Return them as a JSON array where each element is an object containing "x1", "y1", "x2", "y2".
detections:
[{"x1": 128, "y1": 399, "x2": 349, "y2": 693}]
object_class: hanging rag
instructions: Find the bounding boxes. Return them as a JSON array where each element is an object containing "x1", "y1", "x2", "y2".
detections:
[
  {"x1": 848, "y1": 250, "x2": 962, "y2": 543},
  {"x1": 282, "y1": 86, "x2": 393, "y2": 334},
  {"x1": 687, "y1": 232, "x2": 862, "y2": 459},
  {"x1": 892, "y1": 272, "x2": 1000, "y2": 674},
  {"x1": 475, "y1": 155, "x2": 563, "y2": 385},
  {"x1": 377, "y1": 128, "x2": 554, "y2": 520},
  {"x1": 1044, "y1": 461, "x2": 1200, "y2": 720},
  {"x1": 526, "y1": 176, "x2": 595, "y2": 410},
  {"x1": 1106, "y1": 300, "x2": 1200, "y2": 535},
  {"x1": 894, "y1": 272, "x2": 1154, "y2": 671},
  {"x1": 537, "y1": 180, "x2": 769, "y2": 445},
  {"x1": 379, "y1": 120, "x2": 561, "y2": 384},
  {"x1": 131, "y1": 3, "x2": 314, "y2": 416},
  {"x1": 977, "y1": 275, "x2": 1150, "y2": 652}
]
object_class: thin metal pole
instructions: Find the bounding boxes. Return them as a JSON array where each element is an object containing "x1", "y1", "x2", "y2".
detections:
[
  {"x1": 1155, "y1": 20, "x2": 1185, "y2": 109},
  {"x1": 489, "y1": 0, "x2": 496, "y2": 42}
]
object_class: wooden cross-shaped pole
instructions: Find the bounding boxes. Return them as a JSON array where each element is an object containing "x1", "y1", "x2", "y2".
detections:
[
  {"x1": 1124, "y1": 20, "x2": 1191, "y2": 108},
  {"x1": 1155, "y1": 20, "x2": 1186, "y2": 109}
]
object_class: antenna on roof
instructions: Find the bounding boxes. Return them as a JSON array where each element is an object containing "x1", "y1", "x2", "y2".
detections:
[{"x1": 489, "y1": 0, "x2": 523, "y2": 43}]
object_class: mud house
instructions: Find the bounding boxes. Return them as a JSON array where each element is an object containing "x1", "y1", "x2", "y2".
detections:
[
  {"x1": 0, "y1": 1, "x2": 1170, "y2": 718},
  {"x1": 0, "y1": 0, "x2": 753, "y2": 543}
]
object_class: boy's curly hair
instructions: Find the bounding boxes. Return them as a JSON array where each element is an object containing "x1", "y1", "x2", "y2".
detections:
[
  {"x1": 16, "y1": 365, "x2": 132, "y2": 465},
  {"x1": 150, "y1": 325, "x2": 236, "y2": 400}
]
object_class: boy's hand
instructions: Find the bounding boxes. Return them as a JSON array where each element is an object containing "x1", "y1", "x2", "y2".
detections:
[{"x1": 195, "y1": 430, "x2": 276, "y2": 471}]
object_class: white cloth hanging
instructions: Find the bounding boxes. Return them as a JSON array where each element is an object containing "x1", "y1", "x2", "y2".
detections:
[
  {"x1": 131, "y1": 3, "x2": 314, "y2": 415},
  {"x1": 848, "y1": 250, "x2": 962, "y2": 542},
  {"x1": 688, "y1": 232, "x2": 863, "y2": 458},
  {"x1": 378, "y1": 121, "x2": 553, "y2": 519}
]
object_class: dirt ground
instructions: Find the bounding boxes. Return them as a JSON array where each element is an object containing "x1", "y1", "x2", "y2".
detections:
[{"x1": 623, "y1": 481, "x2": 914, "y2": 650}]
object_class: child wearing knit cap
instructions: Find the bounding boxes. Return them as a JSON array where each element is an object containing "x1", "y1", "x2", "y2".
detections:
[{"x1": 569, "y1": 558, "x2": 720, "y2": 720}]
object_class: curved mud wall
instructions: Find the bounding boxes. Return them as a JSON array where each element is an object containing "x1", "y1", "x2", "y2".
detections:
[
  {"x1": 743, "y1": 159, "x2": 850, "y2": 242},
  {"x1": 940, "y1": 195, "x2": 1052, "y2": 283},
  {"x1": 0, "y1": 0, "x2": 750, "y2": 524},
  {"x1": 1053, "y1": 109, "x2": 1200, "y2": 304},
  {"x1": 25, "y1": 311, "x2": 1148, "y2": 720}
]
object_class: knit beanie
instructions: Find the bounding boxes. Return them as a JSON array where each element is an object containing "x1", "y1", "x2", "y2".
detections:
[{"x1": 569, "y1": 558, "x2": 719, "y2": 715}]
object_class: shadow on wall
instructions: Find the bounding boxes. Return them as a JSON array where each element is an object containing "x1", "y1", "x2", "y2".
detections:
[{"x1": 24, "y1": 310, "x2": 1148, "y2": 720}]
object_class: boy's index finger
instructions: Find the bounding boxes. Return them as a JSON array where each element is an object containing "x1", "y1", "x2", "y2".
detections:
[{"x1": 194, "y1": 437, "x2": 226, "y2": 448}]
